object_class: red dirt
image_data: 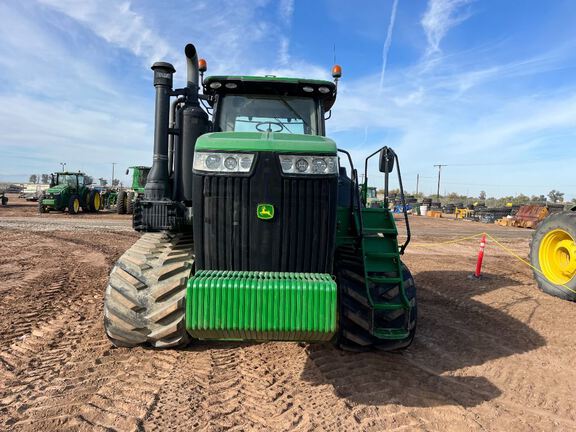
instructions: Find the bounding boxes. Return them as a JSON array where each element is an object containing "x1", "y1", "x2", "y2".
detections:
[{"x1": 1, "y1": 208, "x2": 574, "y2": 431}]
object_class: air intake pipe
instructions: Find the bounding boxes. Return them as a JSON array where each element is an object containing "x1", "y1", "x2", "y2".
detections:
[
  {"x1": 145, "y1": 61, "x2": 175, "y2": 201},
  {"x1": 179, "y1": 43, "x2": 209, "y2": 203}
]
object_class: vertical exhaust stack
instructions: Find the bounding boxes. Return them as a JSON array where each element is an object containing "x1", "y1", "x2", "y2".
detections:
[
  {"x1": 145, "y1": 62, "x2": 175, "y2": 201},
  {"x1": 179, "y1": 43, "x2": 209, "y2": 203}
]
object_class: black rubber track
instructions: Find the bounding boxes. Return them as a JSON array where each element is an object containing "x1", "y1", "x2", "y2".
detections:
[
  {"x1": 104, "y1": 232, "x2": 195, "y2": 348},
  {"x1": 335, "y1": 246, "x2": 417, "y2": 352}
]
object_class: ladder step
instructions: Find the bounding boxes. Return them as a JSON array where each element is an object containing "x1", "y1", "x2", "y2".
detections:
[
  {"x1": 364, "y1": 252, "x2": 398, "y2": 259},
  {"x1": 368, "y1": 276, "x2": 402, "y2": 284},
  {"x1": 363, "y1": 228, "x2": 397, "y2": 235},
  {"x1": 373, "y1": 303, "x2": 405, "y2": 311}
]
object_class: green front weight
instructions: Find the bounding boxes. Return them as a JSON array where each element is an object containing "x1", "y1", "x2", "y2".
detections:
[{"x1": 186, "y1": 271, "x2": 337, "y2": 341}]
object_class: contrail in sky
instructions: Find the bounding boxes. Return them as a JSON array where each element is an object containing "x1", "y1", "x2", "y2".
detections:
[{"x1": 379, "y1": 0, "x2": 399, "y2": 94}]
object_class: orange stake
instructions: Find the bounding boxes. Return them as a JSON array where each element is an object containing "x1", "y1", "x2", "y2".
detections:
[{"x1": 474, "y1": 233, "x2": 487, "y2": 278}]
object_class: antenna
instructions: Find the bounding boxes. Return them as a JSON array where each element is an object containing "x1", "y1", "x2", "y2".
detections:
[{"x1": 333, "y1": 43, "x2": 336, "y2": 65}]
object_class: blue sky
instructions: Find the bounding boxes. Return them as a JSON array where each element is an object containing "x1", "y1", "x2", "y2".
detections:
[{"x1": 0, "y1": 0, "x2": 575, "y2": 199}]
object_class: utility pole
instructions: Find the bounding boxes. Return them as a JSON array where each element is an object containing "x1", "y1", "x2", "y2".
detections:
[
  {"x1": 59, "y1": 162, "x2": 66, "y2": 172},
  {"x1": 433, "y1": 164, "x2": 447, "y2": 200},
  {"x1": 416, "y1": 174, "x2": 419, "y2": 195},
  {"x1": 111, "y1": 162, "x2": 117, "y2": 186}
]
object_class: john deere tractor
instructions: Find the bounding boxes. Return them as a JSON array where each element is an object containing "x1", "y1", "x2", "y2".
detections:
[
  {"x1": 117, "y1": 166, "x2": 150, "y2": 214},
  {"x1": 39, "y1": 172, "x2": 100, "y2": 214},
  {"x1": 104, "y1": 44, "x2": 416, "y2": 351},
  {"x1": 530, "y1": 208, "x2": 576, "y2": 301}
]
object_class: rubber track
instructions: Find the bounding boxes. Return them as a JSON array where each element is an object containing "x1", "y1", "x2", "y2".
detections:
[
  {"x1": 336, "y1": 246, "x2": 417, "y2": 351},
  {"x1": 104, "y1": 232, "x2": 194, "y2": 348}
]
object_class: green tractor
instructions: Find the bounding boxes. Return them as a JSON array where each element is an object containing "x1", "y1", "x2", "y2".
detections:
[
  {"x1": 39, "y1": 172, "x2": 100, "y2": 214},
  {"x1": 104, "y1": 44, "x2": 415, "y2": 351},
  {"x1": 116, "y1": 166, "x2": 150, "y2": 214}
]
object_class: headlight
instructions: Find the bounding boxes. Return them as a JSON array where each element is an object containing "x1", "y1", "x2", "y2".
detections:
[
  {"x1": 279, "y1": 155, "x2": 338, "y2": 175},
  {"x1": 193, "y1": 152, "x2": 255, "y2": 173}
]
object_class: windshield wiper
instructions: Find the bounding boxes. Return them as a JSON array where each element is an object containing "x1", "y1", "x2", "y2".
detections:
[
  {"x1": 274, "y1": 117, "x2": 293, "y2": 133},
  {"x1": 278, "y1": 97, "x2": 311, "y2": 131}
]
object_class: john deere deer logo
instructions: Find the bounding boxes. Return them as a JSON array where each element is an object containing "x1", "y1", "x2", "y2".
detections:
[{"x1": 257, "y1": 204, "x2": 274, "y2": 220}]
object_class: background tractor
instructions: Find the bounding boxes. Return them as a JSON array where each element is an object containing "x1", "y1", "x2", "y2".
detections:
[
  {"x1": 104, "y1": 43, "x2": 416, "y2": 351},
  {"x1": 530, "y1": 208, "x2": 576, "y2": 301},
  {"x1": 117, "y1": 166, "x2": 150, "y2": 214},
  {"x1": 39, "y1": 172, "x2": 100, "y2": 214}
]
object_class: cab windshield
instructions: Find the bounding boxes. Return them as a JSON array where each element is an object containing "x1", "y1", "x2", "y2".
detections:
[
  {"x1": 217, "y1": 95, "x2": 318, "y2": 135},
  {"x1": 57, "y1": 175, "x2": 79, "y2": 187}
]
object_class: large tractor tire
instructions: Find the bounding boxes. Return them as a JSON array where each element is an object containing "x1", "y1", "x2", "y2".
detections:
[
  {"x1": 88, "y1": 190, "x2": 101, "y2": 212},
  {"x1": 126, "y1": 192, "x2": 135, "y2": 214},
  {"x1": 38, "y1": 197, "x2": 47, "y2": 213},
  {"x1": 530, "y1": 211, "x2": 576, "y2": 301},
  {"x1": 68, "y1": 194, "x2": 81, "y2": 215},
  {"x1": 117, "y1": 190, "x2": 127, "y2": 214},
  {"x1": 104, "y1": 232, "x2": 194, "y2": 348},
  {"x1": 336, "y1": 261, "x2": 417, "y2": 352},
  {"x1": 1, "y1": 196, "x2": 7, "y2": 206}
]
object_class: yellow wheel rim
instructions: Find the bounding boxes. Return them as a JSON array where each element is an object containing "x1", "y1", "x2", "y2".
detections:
[
  {"x1": 73, "y1": 198, "x2": 80, "y2": 213},
  {"x1": 94, "y1": 193, "x2": 101, "y2": 210},
  {"x1": 539, "y1": 229, "x2": 576, "y2": 285}
]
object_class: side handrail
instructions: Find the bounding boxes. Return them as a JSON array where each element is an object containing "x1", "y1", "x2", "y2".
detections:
[{"x1": 338, "y1": 149, "x2": 364, "y2": 238}]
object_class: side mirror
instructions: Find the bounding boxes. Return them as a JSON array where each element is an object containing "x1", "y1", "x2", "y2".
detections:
[
  {"x1": 379, "y1": 147, "x2": 395, "y2": 173},
  {"x1": 125, "y1": 169, "x2": 129, "y2": 175}
]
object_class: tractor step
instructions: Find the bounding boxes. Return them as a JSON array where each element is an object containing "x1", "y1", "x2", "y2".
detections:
[
  {"x1": 362, "y1": 228, "x2": 397, "y2": 235},
  {"x1": 336, "y1": 207, "x2": 414, "y2": 346}
]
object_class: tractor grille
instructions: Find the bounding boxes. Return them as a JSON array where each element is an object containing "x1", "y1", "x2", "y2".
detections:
[{"x1": 192, "y1": 152, "x2": 337, "y2": 273}]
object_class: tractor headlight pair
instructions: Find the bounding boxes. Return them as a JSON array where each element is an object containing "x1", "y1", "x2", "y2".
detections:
[
  {"x1": 279, "y1": 155, "x2": 338, "y2": 175},
  {"x1": 193, "y1": 152, "x2": 255, "y2": 173}
]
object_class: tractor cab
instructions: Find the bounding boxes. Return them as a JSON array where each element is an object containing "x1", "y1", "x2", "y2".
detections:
[
  {"x1": 53, "y1": 172, "x2": 85, "y2": 189},
  {"x1": 203, "y1": 76, "x2": 336, "y2": 136}
]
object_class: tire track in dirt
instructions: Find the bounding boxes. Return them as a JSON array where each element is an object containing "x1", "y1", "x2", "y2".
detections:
[
  {"x1": 406, "y1": 261, "x2": 576, "y2": 429},
  {"x1": 0, "y1": 230, "x2": 137, "y2": 348},
  {"x1": 144, "y1": 342, "x2": 311, "y2": 432},
  {"x1": 0, "y1": 230, "x2": 173, "y2": 431}
]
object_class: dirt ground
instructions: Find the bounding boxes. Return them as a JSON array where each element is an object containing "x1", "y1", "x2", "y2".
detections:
[{"x1": 1, "y1": 196, "x2": 575, "y2": 431}]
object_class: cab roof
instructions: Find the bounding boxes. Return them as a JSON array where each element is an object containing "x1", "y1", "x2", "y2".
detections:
[
  {"x1": 56, "y1": 171, "x2": 85, "y2": 176},
  {"x1": 203, "y1": 75, "x2": 337, "y2": 111}
]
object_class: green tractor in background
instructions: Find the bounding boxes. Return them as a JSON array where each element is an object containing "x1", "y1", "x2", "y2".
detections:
[
  {"x1": 104, "y1": 44, "x2": 415, "y2": 351},
  {"x1": 39, "y1": 172, "x2": 100, "y2": 214},
  {"x1": 117, "y1": 166, "x2": 150, "y2": 214}
]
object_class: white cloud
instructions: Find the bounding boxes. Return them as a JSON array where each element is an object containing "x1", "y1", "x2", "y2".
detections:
[
  {"x1": 37, "y1": 0, "x2": 177, "y2": 66},
  {"x1": 279, "y1": 0, "x2": 295, "y2": 26},
  {"x1": 421, "y1": 0, "x2": 473, "y2": 58},
  {"x1": 379, "y1": 0, "x2": 399, "y2": 93}
]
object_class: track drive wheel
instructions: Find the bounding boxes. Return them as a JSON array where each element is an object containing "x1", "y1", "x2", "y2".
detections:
[
  {"x1": 530, "y1": 211, "x2": 576, "y2": 301},
  {"x1": 336, "y1": 261, "x2": 417, "y2": 352},
  {"x1": 126, "y1": 192, "x2": 135, "y2": 214},
  {"x1": 117, "y1": 190, "x2": 127, "y2": 214},
  {"x1": 104, "y1": 232, "x2": 194, "y2": 348},
  {"x1": 68, "y1": 194, "x2": 81, "y2": 215}
]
